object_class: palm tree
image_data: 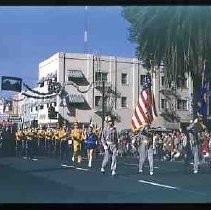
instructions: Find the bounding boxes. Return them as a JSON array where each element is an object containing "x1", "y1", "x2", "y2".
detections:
[{"x1": 122, "y1": 6, "x2": 211, "y2": 117}]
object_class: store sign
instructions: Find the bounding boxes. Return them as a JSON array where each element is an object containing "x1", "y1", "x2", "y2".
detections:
[
  {"x1": 8, "y1": 117, "x2": 22, "y2": 123},
  {"x1": 67, "y1": 70, "x2": 84, "y2": 78}
]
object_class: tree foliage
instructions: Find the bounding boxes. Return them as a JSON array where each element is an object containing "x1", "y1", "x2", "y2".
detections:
[{"x1": 122, "y1": 6, "x2": 211, "y2": 83}]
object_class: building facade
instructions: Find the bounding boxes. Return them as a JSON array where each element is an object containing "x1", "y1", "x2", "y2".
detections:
[{"x1": 14, "y1": 52, "x2": 194, "y2": 130}]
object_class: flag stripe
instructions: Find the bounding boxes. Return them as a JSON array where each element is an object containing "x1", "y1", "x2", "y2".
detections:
[
  {"x1": 137, "y1": 102, "x2": 148, "y2": 122},
  {"x1": 147, "y1": 89, "x2": 153, "y2": 122},
  {"x1": 140, "y1": 91, "x2": 152, "y2": 123},
  {"x1": 134, "y1": 110, "x2": 143, "y2": 126}
]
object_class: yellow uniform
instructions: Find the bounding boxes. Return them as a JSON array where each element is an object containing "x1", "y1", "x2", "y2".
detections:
[
  {"x1": 58, "y1": 128, "x2": 67, "y2": 141},
  {"x1": 71, "y1": 128, "x2": 84, "y2": 162}
]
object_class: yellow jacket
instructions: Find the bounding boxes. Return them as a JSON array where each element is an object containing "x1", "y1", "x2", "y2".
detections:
[
  {"x1": 45, "y1": 129, "x2": 53, "y2": 140},
  {"x1": 58, "y1": 129, "x2": 67, "y2": 140},
  {"x1": 71, "y1": 128, "x2": 84, "y2": 142},
  {"x1": 54, "y1": 129, "x2": 60, "y2": 140}
]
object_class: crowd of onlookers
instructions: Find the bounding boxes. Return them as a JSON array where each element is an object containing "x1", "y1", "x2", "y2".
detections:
[{"x1": 117, "y1": 129, "x2": 211, "y2": 163}]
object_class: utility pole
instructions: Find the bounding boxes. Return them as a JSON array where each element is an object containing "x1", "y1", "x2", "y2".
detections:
[{"x1": 102, "y1": 80, "x2": 105, "y2": 130}]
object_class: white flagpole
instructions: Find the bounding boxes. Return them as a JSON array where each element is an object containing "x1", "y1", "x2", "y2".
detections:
[{"x1": 84, "y1": 6, "x2": 88, "y2": 54}]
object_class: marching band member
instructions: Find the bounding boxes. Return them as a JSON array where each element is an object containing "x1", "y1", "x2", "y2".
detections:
[
  {"x1": 100, "y1": 116, "x2": 118, "y2": 176},
  {"x1": 25, "y1": 127, "x2": 34, "y2": 160},
  {"x1": 53, "y1": 124, "x2": 60, "y2": 158},
  {"x1": 22, "y1": 127, "x2": 27, "y2": 158},
  {"x1": 37, "y1": 126, "x2": 45, "y2": 156},
  {"x1": 45, "y1": 125, "x2": 53, "y2": 156},
  {"x1": 32, "y1": 127, "x2": 38, "y2": 158},
  {"x1": 136, "y1": 123, "x2": 154, "y2": 175},
  {"x1": 84, "y1": 122, "x2": 98, "y2": 167},
  {"x1": 182, "y1": 127, "x2": 192, "y2": 173},
  {"x1": 59, "y1": 124, "x2": 69, "y2": 162},
  {"x1": 15, "y1": 128, "x2": 23, "y2": 157},
  {"x1": 71, "y1": 121, "x2": 84, "y2": 163}
]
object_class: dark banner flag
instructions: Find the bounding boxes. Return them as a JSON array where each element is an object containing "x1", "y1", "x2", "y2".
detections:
[
  {"x1": 1, "y1": 76, "x2": 22, "y2": 92},
  {"x1": 197, "y1": 61, "x2": 209, "y2": 122}
]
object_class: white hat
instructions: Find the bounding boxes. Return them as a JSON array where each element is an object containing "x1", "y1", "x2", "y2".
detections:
[
  {"x1": 194, "y1": 118, "x2": 198, "y2": 124},
  {"x1": 89, "y1": 123, "x2": 94, "y2": 128},
  {"x1": 105, "y1": 116, "x2": 112, "y2": 122}
]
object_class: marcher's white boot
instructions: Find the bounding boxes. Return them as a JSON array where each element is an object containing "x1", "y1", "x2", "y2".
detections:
[
  {"x1": 72, "y1": 156, "x2": 75, "y2": 162},
  {"x1": 101, "y1": 167, "x2": 105, "y2": 173},
  {"x1": 88, "y1": 159, "x2": 92, "y2": 167},
  {"x1": 112, "y1": 170, "x2": 116, "y2": 176}
]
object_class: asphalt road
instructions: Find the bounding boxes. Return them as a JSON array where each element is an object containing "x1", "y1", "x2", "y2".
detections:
[{"x1": 0, "y1": 155, "x2": 211, "y2": 203}]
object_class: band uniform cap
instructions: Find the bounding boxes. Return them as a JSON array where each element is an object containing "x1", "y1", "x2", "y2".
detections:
[
  {"x1": 73, "y1": 121, "x2": 78, "y2": 126},
  {"x1": 194, "y1": 118, "x2": 198, "y2": 124},
  {"x1": 89, "y1": 123, "x2": 94, "y2": 128},
  {"x1": 105, "y1": 116, "x2": 112, "y2": 122}
]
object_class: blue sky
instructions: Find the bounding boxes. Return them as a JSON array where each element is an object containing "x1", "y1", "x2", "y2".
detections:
[{"x1": 0, "y1": 6, "x2": 136, "y2": 94}]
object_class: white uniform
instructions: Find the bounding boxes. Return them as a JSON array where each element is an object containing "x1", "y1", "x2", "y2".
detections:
[{"x1": 137, "y1": 128, "x2": 154, "y2": 175}]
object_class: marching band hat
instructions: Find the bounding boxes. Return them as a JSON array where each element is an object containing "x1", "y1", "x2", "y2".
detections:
[
  {"x1": 105, "y1": 116, "x2": 112, "y2": 123},
  {"x1": 194, "y1": 118, "x2": 199, "y2": 124},
  {"x1": 73, "y1": 120, "x2": 78, "y2": 126},
  {"x1": 89, "y1": 121, "x2": 94, "y2": 128}
]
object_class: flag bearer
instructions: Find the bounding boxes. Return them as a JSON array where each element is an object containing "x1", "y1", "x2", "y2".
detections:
[
  {"x1": 137, "y1": 123, "x2": 154, "y2": 175},
  {"x1": 100, "y1": 116, "x2": 118, "y2": 176}
]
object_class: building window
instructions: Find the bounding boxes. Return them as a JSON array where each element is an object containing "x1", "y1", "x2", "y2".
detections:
[
  {"x1": 121, "y1": 73, "x2": 128, "y2": 85},
  {"x1": 39, "y1": 82, "x2": 44, "y2": 87},
  {"x1": 140, "y1": 75, "x2": 146, "y2": 86},
  {"x1": 177, "y1": 78, "x2": 188, "y2": 88},
  {"x1": 177, "y1": 99, "x2": 188, "y2": 110},
  {"x1": 161, "y1": 99, "x2": 167, "y2": 109},
  {"x1": 53, "y1": 102, "x2": 57, "y2": 107},
  {"x1": 35, "y1": 106, "x2": 38, "y2": 111},
  {"x1": 161, "y1": 76, "x2": 165, "y2": 86},
  {"x1": 95, "y1": 72, "x2": 108, "y2": 82},
  {"x1": 31, "y1": 107, "x2": 33, "y2": 112},
  {"x1": 121, "y1": 97, "x2": 127, "y2": 108},
  {"x1": 95, "y1": 96, "x2": 102, "y2": 107}
]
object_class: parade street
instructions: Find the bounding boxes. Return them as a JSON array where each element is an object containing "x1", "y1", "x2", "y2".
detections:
[{"x1": 0, "y1": 156, "x2": 210, "y2": 203}]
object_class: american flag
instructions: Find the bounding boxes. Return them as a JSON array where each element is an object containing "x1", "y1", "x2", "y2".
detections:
[{"x1": 131, "y1": 72, "x2": 157, "y2": 131}]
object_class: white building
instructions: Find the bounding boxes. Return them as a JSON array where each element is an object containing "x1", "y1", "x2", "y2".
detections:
[{"x1": 14, "y1": 52, "x2": 194, "y2": 130}]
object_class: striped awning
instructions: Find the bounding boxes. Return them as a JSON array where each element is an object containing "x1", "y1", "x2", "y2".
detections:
[{"x1": 68, "y1": 94, "x2": 85, "y2": 104}]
